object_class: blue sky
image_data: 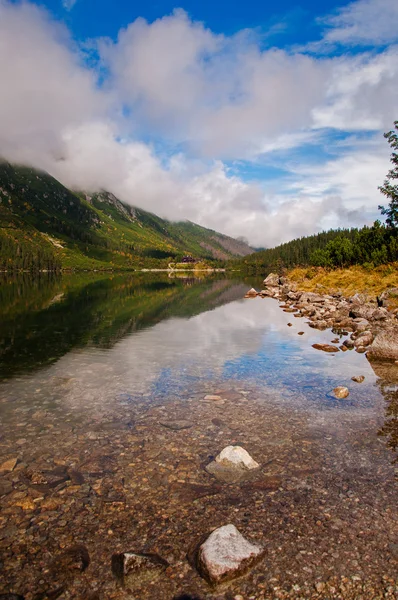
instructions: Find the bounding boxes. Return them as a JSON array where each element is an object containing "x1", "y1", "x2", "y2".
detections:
[{"x1": 1, "y1": 0, "x2": 398, "y2": 245}]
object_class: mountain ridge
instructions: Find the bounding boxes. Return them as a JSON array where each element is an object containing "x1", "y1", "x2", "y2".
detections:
[{"x1": 0, "y1": 162, "x2": 254, "y2": 271}]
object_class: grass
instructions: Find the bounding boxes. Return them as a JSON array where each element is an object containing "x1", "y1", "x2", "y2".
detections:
[{"x1": 288, "y1": 263, "x2": 398, "y2": 303}]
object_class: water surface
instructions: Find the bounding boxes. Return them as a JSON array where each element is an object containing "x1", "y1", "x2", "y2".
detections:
[{"x1": 0, "y1": 273, "x2": 397, "y2": 600}]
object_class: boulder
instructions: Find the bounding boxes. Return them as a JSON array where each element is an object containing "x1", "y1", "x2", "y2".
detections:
[
  {"x1": 206, "y1": 446, "x2": 259, "y2": 483},
  {"x1": 216, "y1": 446, "x2": 259, "y2": 470},
  {"x1": 312, "y1": 344, "x2": 339, "y2": 353},
  {"x1": 309, "y1": 320, "x2": 328, "y2": 330},
  {"x1": 343, "y1": 338, "x2": 355, "y2": 349},
  {"x1": 193, "y1": 524, "x2": 264, "y2": 585},
  {"x1": 300, "y1": 292, "x2": 325, "y2": 304},
  {"x1": 354, "y1": 331, "x2": 373, "y2": 348},
  {"x1": 352, "y1": 375, "x2": 365, "y2": 383},
  {"x1": 333, "y1": 386, "x2": 349, "y2": 399},
  {"x1": 263, "y1": 273, "x2": 279, "y2": 287},
  {"x1": 367, "y1": 327, "x2": 398, "y2": 361},
  {"x1": 378, "y1": 287, "x2": 398, "y2": 309},
  {"x1": 245, "y1": 288, "x2": 258, "y2": 298}
]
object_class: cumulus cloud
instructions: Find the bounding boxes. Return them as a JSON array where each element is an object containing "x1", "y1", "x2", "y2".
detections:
[
  {"x1": 0, "y1": 0, "x2": 395, "y2": 247},
  {"x1": 320, "y1": 0, "x2": 398, "y2": 47}
]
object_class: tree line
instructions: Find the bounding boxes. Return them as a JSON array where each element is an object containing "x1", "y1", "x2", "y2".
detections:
[{"x1": 235, "y1": 122, "x2": 398, "y2": 273}]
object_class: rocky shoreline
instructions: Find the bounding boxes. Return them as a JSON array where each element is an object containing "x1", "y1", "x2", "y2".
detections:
[{"x1": 245, "y1": 273, "x2": 398, "y2": 362}]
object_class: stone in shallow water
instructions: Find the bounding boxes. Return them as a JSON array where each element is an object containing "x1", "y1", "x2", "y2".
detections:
[
  {"x1": 244, "y1": 288, "x2": 258, "y2": 298},
  {"x1": 111, "y1": 552, "x2": 169, "y2": 587},
  {"x1": 352, "y1": 375, "x2": 365, "y2": 383},
  {"x1": 333, "y1": 386, "x2": 349, "y2": 399},
  {"x1": 312, "y1": 344, "x2": 339, "y2": 353},
  {"x1": 206, "y1": 446, "x2": 260, "y2": 483},
  {"x1": 216, "y1": 446, "x2": 259, "y2": 470},
  {"x1": 194, "y1": 524, "x2": 264, "y2": 585},
  {"x1": 0, "y1": 457, "x2": 18, "y2": 473},
  {"x1": 159, "y1": 420, "x2": 194, "y2": 430}
]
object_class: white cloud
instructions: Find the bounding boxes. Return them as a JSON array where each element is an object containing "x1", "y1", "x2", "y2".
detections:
[
  {"x1": 320, "y1": 0, "x2": 398, "y2": 47},
  {"x1": 0, "y1": 0, "x2": 395, "y2": 248}
]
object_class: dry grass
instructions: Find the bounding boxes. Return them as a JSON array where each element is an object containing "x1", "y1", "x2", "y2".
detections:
[{"x1": 288, "y1": 263, "x2": 398, "y2": 303}]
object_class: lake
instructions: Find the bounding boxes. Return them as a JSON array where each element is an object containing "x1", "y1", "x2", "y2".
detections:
[{"x1": 0, "y1": 273, "x2": 397, "y2": 600}]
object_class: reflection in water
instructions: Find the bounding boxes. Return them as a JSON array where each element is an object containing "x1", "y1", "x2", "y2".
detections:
[
  {"x1": 372, "y1": 360, "x2": 398, "y2": 462},
  {"x1": 0, "y1": 274, "x2": 397, "y2": 599},
  {"x1": 0, "y1": 273, "x2": 249, "y2": 380}
]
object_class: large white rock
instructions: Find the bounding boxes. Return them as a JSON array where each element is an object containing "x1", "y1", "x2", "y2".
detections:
[
  {"x1": 263, "y1": 273, "x2": 279, "y2": 287},
  {"x1": 196, "y1": 524, "x2": 263, "y2": 584},
  {"x1": 215, "y1": 446, "x2": 259, "y2": 470}
]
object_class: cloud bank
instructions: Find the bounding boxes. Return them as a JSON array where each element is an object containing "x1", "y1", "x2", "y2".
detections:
[{"x1": 0, "y1": 0, "x2": 396, "y2": 246}]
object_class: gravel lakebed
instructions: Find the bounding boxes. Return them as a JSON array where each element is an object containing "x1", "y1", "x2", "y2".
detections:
[{"x1": 0, "y1": 286, "x2": 397, "y2": 600}]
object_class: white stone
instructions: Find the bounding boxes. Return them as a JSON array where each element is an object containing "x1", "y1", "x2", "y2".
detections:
[
  {"x1": 215, "y1": 446, "x2": 259, "y2": 470},
  {"x1": 197, "y1": 524, "x2": 263, "y2": 584}
]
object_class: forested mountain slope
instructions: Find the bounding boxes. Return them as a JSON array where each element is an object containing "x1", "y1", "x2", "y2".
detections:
[{"x1": 0, "y1": 162, "x2": 253, "y2": 271}]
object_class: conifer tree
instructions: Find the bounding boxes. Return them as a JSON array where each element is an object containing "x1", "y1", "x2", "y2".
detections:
[{"x1": 379, "y1": 121, "x2": 398, "y2": 230}]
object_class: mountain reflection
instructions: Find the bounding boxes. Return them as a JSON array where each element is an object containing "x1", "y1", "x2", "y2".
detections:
[{"x1": 0, "y1": 273, "x2": 249, "y2": 380}]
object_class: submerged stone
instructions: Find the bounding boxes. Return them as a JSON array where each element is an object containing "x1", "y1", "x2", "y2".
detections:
[
  {"x1": 193, "y1": 524, "x2": 264, "y2": 585},
  {"x1": 160, "y1": 420, "x2": 194, "y2": 430},
  {"x1": 312, "y1": 344, "x2": 339, "y2": 353},
  {"x1": 333, "y1": 386, "x2": 349, "y2": 399},
  {"x1": 0, "y1": 458, "x2": 18, "y2": 473},
  {"x1": 111, "y1": 552, "x2": 169, "y2": 587},
  {"x1": 206, "y1": 446, "x2": 259, "y2": 483},
  {"x1": 244, "y1": 288, "x2": 258, "y2": 298},
  {"x1": 216, "y1": 446, "x2": 259, "y2": 470}
]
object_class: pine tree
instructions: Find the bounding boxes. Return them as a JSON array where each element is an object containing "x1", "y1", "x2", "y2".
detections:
[{"x1": 379, "y1": 121, "x2": 398, "y2": 229}]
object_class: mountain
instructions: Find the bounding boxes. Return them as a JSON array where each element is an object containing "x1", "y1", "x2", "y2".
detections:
[{"x1": 0, "y1": 162, "x2": 254, "y2": 271}]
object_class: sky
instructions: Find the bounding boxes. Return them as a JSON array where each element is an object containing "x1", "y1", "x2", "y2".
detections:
[{"x1": 0, "y1": 0, "x2": 397, "y2": 247}]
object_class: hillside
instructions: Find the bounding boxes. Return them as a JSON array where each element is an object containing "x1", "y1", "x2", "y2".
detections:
[
  {"x1": 0, "y1": 162, "x2": 253, "y2": 271},
  {"x1": 233, "y1": 224, "x2": 397, "y2": 273}
]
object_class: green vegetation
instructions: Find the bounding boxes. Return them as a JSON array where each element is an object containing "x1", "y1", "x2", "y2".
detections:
[
  {"x1": 0, "y1": 163, "x2": 252, "y2": 272},
  {"x1": 379, "y1": 120, "x2": 398, "y2": 230},
  {"x1": 0, "y1": 273, "x2": 249, "y2": 378}
]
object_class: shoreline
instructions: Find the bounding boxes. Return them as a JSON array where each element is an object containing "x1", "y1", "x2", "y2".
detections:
[{"x1": 246, "y1": 271, "x2": 398, "y2": 362}]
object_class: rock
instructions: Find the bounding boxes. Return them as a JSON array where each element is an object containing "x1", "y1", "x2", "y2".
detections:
[
  {"x1": 0, "y1": 458, "x2": 18, "y2": 473},
  {"x1": 203, "y1": 394, "x2": 224, "y2": 404},
  {"x1": 193, "y1": 524, "x2": 264, "y2": 585},
  {"x1": 300, "y1": 292, "x2": 325, "y2": 304},
  {"x1": 309, "y1": 320, "x2": 328, "y2": 330},
  {"x1": 244, "y1": 288, "x2": 258, "y2": 298},
  {"x1": 354, "y1": 331, "x2": 373, "y2": 348},
  {"x1": 160, "y1": 420, "x2": 194, "y2": 430},
  {"x1": 67, "y1": 469, "x2": 85, "y2": 485},
  {"x1": 378, "y1": 287, "x2": 398, "y2": 308},
  {"x1": 111, "y1": 552, "x2": 169, "y2": 587},
  {"x1": 343, "y1": 338, "x2": 355, "y2": 349},
  {"x1": 263, "y1": 273, "x2": 279, "y2": 287},
  {"x1": 352, "y1": 375, "x2": 365, "y2": 383},
  {"x1": 367, "y1": 327, "x2": 398, "y2": 361},
  {"x1": 333, "y1": 386, "x2": 349, "y2": 399},
  {"x1": 287, "y1": 323, "x2": 293, "y2": 327},
  {"x1": 312, "y1": 344, "x2": 339, "y2": 353},
  {"x1": 0, "y1": 481, "x2": 13, "y2": 496},
  {"x1": 206, "y1": 446, "x2": 259, "y2": 483},
  {"x1": 216, "y1": 446, "x2": 259, "y2": 469},
  {"x1": 53, "y1": 544, "x2": 90, "y2": 575}
]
